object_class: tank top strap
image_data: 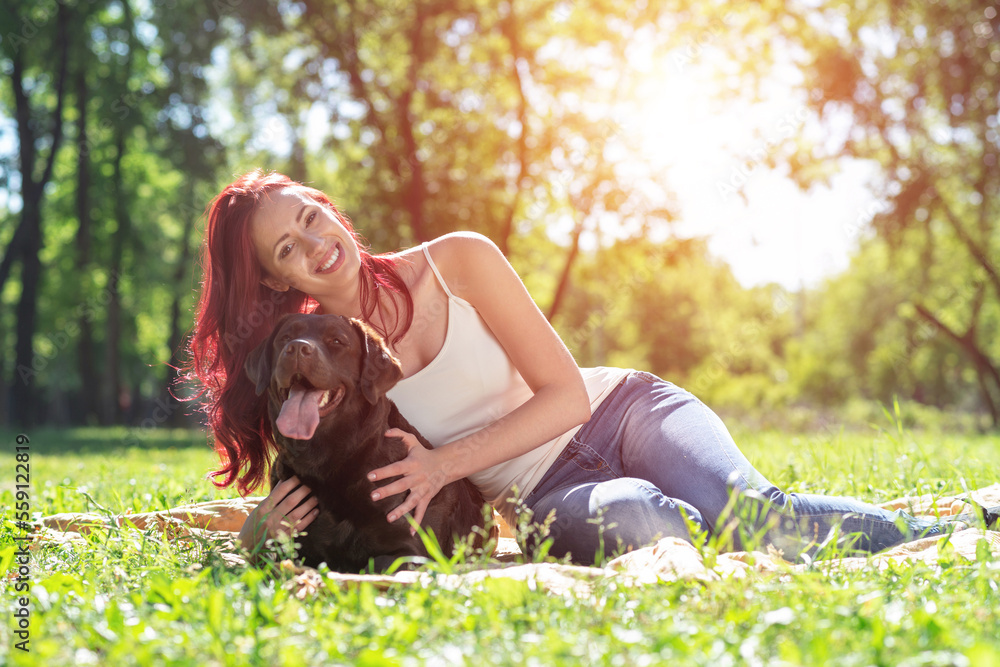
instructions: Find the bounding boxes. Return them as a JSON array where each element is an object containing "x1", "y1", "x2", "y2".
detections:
[{"x1": 420, "y1": 242, "x2": 458, "y2": 300}]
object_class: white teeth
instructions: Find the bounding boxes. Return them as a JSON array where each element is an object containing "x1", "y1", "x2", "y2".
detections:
[
  {"x1": 318, "y1": 391, "x2": 330, "y2": 408},
  {"x1": 318, "y1": 245, "x2": 340, "y2": 272}
]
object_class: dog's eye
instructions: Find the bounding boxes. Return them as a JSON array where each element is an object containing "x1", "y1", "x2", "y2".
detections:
[{"x1": 326, "y1": 337, "x2": 344, "y2": 347}]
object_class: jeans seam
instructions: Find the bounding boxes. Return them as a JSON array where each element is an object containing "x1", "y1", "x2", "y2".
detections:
[
  {"x1": 697, "y1": 398, "x2": 754, "y2": 490},
  {"x1": 787, "y1": 511, "x2": 904, "y2": 531},
  {"x1": 531, "y1": 478, "x2": 673, "y2": 524},
  {"x1": 621, "y1": 477, "x2": 669, "y2": 505}
]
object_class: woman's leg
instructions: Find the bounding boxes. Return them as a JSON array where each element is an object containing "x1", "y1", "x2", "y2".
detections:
[
  {"x1": 611, "y1": 372, "x2": 950, "y2": 558},
  {"x1": 522, "y1": 475, "x2": 708, "y2": 562},
  {"x1": 523, "y1": 371, "x2": 951, "y2": 563},
  {"x1": 521, "y1": 374, "x2": 711, "y2": 562}
]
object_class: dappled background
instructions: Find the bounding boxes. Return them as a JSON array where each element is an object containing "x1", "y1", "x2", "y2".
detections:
[{"x1": 1, "y1": 0, "x2": 998, "y2": 433}]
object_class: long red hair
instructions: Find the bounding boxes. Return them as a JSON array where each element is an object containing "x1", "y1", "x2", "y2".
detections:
[{"x1": 183, "y1": 170, "x2": 413, "y2": 495}]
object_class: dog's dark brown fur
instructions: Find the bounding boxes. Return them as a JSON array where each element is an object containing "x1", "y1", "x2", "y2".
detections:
[{"x1": 245, "y1": 313, "x2": 489, "y2": 572}]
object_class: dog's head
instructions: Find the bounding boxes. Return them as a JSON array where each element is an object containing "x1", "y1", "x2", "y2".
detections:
[{"x1": 244, "y1": 313, "x2": 404, "y2": 443}]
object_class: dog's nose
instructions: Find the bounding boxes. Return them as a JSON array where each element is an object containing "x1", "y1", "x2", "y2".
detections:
[{"x1": 283, "y1": 339, "x2": 317, "y2": 359}]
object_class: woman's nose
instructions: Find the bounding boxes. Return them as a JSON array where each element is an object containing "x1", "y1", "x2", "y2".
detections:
[{"x1": 303, "y1": 231, "x2": 324, "y2": 258}]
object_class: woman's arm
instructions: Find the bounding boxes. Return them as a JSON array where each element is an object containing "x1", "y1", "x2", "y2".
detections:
[{"x1": 367, "y1": 232, "x2": 592, "y2": 526}]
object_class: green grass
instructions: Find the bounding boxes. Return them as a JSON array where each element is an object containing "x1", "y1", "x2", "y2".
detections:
[{"x1": 2, "y1": 421, "x2": 999, "y2": 666}]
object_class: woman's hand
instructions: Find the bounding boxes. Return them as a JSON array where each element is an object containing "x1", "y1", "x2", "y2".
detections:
[
  {"x1": 238, "y1": 475, "x2": 320, "y2": 553},
  {"x1": 368, "y1": 428, "x2": 451, "y2": 530}
]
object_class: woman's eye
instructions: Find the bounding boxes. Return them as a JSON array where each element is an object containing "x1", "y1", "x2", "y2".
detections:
[
  {"x1": 306, "y1": 212, "x2": 316, "y2": 226},
  {"x1": 279, "y1": 243, "x2": 293, "y2": 259}
]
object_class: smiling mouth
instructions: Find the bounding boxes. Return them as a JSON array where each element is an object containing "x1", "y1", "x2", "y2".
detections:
[{"x1": 316, "y1": 243, "x2": 342, "y2": 273}]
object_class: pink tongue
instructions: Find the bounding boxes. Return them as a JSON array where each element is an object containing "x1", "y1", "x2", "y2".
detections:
[{"x1": 276, "y1": 384, "x2": 325, "y2": 440}]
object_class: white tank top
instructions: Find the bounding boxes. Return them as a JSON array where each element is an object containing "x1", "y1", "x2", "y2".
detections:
[{"x1": 386, "y1": 243, "x2": 630, "y2": 526}]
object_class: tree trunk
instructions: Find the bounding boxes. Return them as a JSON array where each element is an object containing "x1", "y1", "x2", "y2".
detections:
[
  {"x1": 0, "y1": 218, "x2": 29, "y2": 297},
  {"x1": 105, "y1": 129, "x2": 129, "y2": 424},
  {"x1": 0, "y1": 343, "x2": 7, "y2": 425},
  {"x1": 74, "y1": 61, "x2": 100, "y2": 424},
  {"x1": 8, "y1": 5, "x2": 70, "y2": 427},
  {"x1": 103, "y1": 0, "x2": 136, "y2": 425},
  {"x1": 12, "y1": 195, "x2": 42, "y2": 427}
]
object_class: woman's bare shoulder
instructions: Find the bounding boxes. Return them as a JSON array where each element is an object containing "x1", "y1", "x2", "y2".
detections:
[
  {"x1": 385, "y1": 233, "x2": 500, "y2": 297},
  {"x1": 425, "y1": 231, "x2": 497, "y2": 256},
  {"x1": 423, "y1": 233, "x2": 506, "y2": 295}
]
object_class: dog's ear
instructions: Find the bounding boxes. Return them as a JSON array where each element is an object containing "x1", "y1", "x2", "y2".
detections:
[
  {"x1": 351, "y1": 318, "x2": 403, "y2": 404},
  {"x1": 244, "y1": 314, "x2": 293, "y2": 396},
  {"x1": 244, "y1": 337, "x2": 274, "y2": 397}
]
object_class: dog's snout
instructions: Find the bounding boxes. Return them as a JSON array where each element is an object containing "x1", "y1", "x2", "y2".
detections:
[{"x1": 283, "y1": 338, "x2": 317, "y2": 359}]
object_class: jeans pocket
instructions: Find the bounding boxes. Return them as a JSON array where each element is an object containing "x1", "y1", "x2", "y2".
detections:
[
  {"x1": 527, "y1": 437, "x2": 620, "y2": 504},
  {"x1": 559, "y1": 438, "x2": 616, "y2": 475}
]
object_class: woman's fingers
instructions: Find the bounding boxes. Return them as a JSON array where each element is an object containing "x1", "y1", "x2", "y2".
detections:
[
  {"x1": 367, "y1": 461, "x2": 405, "y2": 483},
  {"x1": 274, "y1": 481, "x2": 315, "y2": 514},
  {"x1": 384, "y1": 428, "x2": 419, "y2": 448},
  {"x1": 261, "y1": 475, "x2": 304, "y2": 511},
  {"x1": 291, "y1": 506, "x2": 320, "y2": 532},
  {"x1": 370, "y1": 477, "x2": 411, "y2": 501},
  {"x1": 386, "y1": 489, "x2": 425, "y2": 524},
  {"x1": 282, "y1": 494, "x2": 319, "y2": 524},
  {"x1": 412, "y1": 497, "x2": 429, "y2": 529},
  {"x1": 254, "y1": 477, "x2": 318, "y2": 536},
  {"x1": 274, "y1": 494, "x2": 316, "y2": 531},
  {"x1": 368, "y1": 429, "x2": 420, "y2": 481},
  {"x1": 240, "y1": 477, "x2": 321, "y2": 551},
  {"x1": 367, "y1": 444, "x2": 448, "y2": 526}
]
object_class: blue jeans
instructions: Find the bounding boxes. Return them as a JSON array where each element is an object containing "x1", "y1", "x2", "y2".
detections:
[{"x1": 520, "y1": 371, "x2": 951, "y2": 564}]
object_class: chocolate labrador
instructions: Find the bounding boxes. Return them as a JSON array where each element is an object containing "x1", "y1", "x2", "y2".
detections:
[{"x1": 244, "y1": 313, "x2": 490, "y2": 572}]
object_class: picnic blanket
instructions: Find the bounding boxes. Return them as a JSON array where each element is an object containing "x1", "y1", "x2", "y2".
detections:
[{"x1": 27, "y1": 484, "x2": 1000, "y2": 598}]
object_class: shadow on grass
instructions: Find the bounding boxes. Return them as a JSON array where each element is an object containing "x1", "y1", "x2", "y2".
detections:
[{"x1": 0, "y1": 426, "x2": 212, "y2": 455}]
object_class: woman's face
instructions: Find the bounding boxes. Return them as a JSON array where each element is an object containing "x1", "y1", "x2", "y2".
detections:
[{"x1": 250, "y1": 188, "x2": 362, "y2": 301}]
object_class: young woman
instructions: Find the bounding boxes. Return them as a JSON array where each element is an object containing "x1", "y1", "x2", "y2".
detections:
[{"x1": 186, "y1": 169, "x2": 981, "y2": 564}]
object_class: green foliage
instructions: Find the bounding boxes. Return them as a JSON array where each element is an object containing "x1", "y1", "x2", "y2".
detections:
[
  {"x1": 1, "y1": 0, "x2": 997, "y2": 429},
  {"x1": 742, "y1": 0, "x2": 1000, "y2": 423}
]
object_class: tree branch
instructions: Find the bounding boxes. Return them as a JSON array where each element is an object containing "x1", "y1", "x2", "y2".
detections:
[
  {"x1": 397, "y1": 2, "x2": 427, "y2": 242},
  {"x1": 302, "y1": 0, "x2": 407, "y2": 197},
  {"x1": 914, "y1": 302, "x2": 1000, "y2": 424},
  {"x1": 11, "y1": 48, "x2": 35, "y2": 199},
  {"x1": 930, "y1": 187, "x2": 1000, "y2": 299},
  {"x1": 38, "y1": 2, "x2": 70, "y2": 190},
  {"x1": 546, "y1": 217, "x2": 583, "y2": 322}
]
